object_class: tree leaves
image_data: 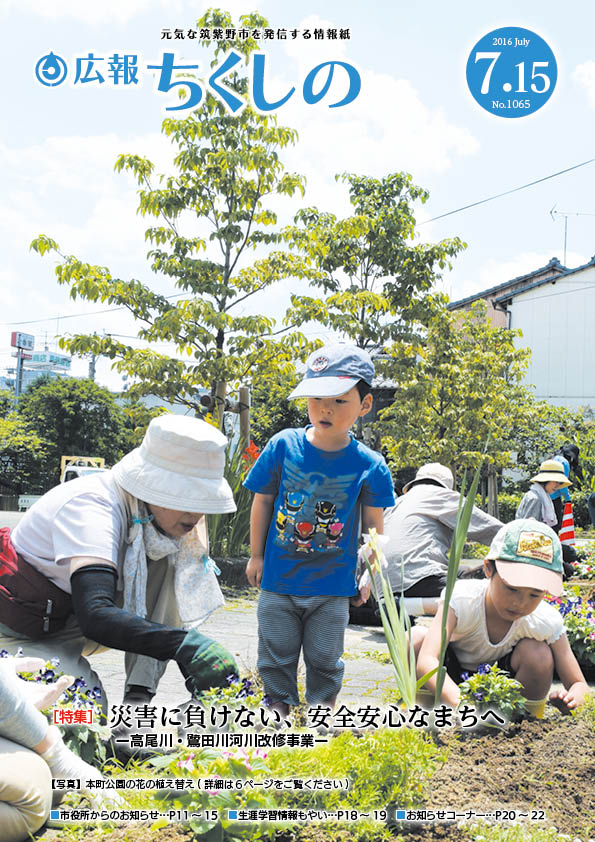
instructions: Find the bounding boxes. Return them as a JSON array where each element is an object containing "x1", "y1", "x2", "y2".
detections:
[
  {"x1": 29, "y1": 12, "x2": 314, "y2": 415},
  {"x1": 378, "y1": 301, "x2": 548, "y2": 476},
  {"x1": 284, "y1": 172, "x2": 466, "y2": 349}
]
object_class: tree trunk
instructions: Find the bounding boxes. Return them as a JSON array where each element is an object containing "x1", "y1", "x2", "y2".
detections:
[
  {"x1": 239, "y1": 386, "x2": 250, "y2": 448},
  {"x1": 487, "y1": 465, "x2": 499, "y2": 519},
  {"x1": 214, "y1": 381, "x2": 227, "y2": 429}
]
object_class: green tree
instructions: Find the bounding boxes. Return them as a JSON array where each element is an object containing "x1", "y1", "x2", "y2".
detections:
[
  {"x1": 283, "y1": 172, "x2": 465, "y2": 349},
  {"x1": 506, "y1": 401, "x2": 575, "y2": 487},
  {"x1": 18, "y1": 376, "x2": 127, "y2": 482},
  {"x1": 31, "y1": 9, "x2": 312, "y2": 419},
  {"x1": 0, "y1": 415, "x2": 48, "y2": 493},
  {"x1": 121, "y1": 399, "x2": 167, "y2": 450},
  {"x1": 249, "y1": 369, "x2": 305, "y2": 448},
  {"x1": 0, "y1": 389, "x2": 13, "y2": 418},
  {"x1": 378, "y1": 301, "x2": 551, "y2": 478}
]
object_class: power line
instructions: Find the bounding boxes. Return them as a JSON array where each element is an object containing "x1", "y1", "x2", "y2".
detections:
[
  {"x1": 3, "y1": 157, "x2": 595, "y2": 331},
  {"x1": 0, "y1": 293, "x2": 188, "y2": 328},
  {"x1": 420, "y1": 158, "x2": 595, "y2": 225},
  {"x1": 1, "y1": 305, "x2": 129, "y2": 327}
]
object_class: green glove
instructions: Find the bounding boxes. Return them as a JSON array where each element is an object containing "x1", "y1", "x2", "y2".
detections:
[{"x1": 175, "y1": 629, "x2": 238, "y2": 699}]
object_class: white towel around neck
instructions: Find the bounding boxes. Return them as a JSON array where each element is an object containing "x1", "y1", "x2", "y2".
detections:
[
  {"x1": 115, "y1": 484, "x2": 224, "y2": 629},
  {"x1": 532, "y1": 482, "x2": 558, "y2": 528}
]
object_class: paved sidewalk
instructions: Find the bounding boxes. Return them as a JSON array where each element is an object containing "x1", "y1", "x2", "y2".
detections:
[
  {"x1": 0, "y1": 510, "x2": 396, "y2": 707},
  {"x1": 90, "y1": 596, "x2": 397, "y2": 710}
]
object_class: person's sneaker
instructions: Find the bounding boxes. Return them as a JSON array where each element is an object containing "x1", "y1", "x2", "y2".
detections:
[{"x1": 122, "y1": 684, "x2": 155, "y2": 705}]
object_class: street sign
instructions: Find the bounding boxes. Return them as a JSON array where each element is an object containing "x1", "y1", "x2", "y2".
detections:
[
  {"x1": 10, "y1": 331, "x2": 35, "y2": 350},
  {"x1": 29, "y1": 351, "x2": 71, "y2": 369}
]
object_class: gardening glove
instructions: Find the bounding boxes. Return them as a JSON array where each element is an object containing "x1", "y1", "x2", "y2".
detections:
[
  {"x1": 40, "y1": 725, "x2": 104, "y2": 785},
  {"x1": 175, "y1": 629, "x2": 239, "y2": 699}
]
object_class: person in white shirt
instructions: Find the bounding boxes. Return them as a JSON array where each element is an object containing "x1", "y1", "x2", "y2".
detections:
[
  {"x1": 376, "y1": 463, "x2": 502, "y2": 646},
  {"x1": 416, "y1": 519, "x2": 590, "y2": 718},
  {"x1": 0, "y1": 415, "x2": 239, "y2": 709}
]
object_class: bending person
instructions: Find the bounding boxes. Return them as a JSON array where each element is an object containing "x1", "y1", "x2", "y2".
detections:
[
  {"x1": 515, "y1": 459, "x2": 576, "y2": 578},
  {"x1": 0, "y1": 414, "x2": 239, "y2": 709},
  {"x1": 378, "y1": 463, "x2": 502, "y2": 643}
]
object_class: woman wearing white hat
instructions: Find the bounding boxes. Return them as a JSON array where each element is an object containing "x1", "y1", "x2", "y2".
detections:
[{"x1": 0, "y1": 414, "x2": 239, "y2": 708}]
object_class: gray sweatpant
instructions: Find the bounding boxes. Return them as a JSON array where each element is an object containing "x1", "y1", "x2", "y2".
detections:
[{"x1": 257, "y1": 590, "x2": 350, "y2": 706}]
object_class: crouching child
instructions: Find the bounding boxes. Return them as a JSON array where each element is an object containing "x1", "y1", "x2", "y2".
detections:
[{"x1": 416, "y1": 519, "x2": 590, "y2": 717}]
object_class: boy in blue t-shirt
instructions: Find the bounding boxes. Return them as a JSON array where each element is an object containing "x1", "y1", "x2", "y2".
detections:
[{"x1": 244, "y1": 344, "x2": 396, "y2": 717}]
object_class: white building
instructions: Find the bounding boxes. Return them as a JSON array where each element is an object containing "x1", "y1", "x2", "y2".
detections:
[{"x1": 449, "y1": 256, "x2": 595, "y2": 410}]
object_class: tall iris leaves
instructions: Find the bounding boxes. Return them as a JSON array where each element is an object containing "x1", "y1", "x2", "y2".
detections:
[{"x1": 434, "y1": 458, "x2": 485, "y2": 704}]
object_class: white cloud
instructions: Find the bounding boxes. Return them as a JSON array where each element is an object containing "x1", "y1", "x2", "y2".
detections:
[
  {"x1": 1, "y1": 132, "x2": 173, "y2": 194},
  {"x1": 274, "y1": 67, "x2": 478, "y2": 221},
  {"x1": 0, "y1": 131, "x2": 178, "y2": 264},
  {"x1": 282, "y1": 14, "x2": 349, "y2": 66},
  {"x1": 195, "y1": 0, "x2": 255, "y2": 22},
  {"x1": 0, "y1": 0, "x2": 182, "y2": 26},
  {"x1": 263, "y1": 15, "x2": 479, "y2": 213},
  {"x1": 572, "y1": 61, "x2": 595, "y2": 107}
]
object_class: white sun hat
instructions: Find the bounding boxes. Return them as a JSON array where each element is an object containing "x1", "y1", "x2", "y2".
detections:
[
  {"x1": 402, "y1": 463, "x2": 454, "y2": 493},
  {"x1": 111, "y1": 414, "x2": 236, "y2": 514}
]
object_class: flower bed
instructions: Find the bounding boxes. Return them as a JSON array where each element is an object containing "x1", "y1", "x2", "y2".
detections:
[
  {"x1": 546, "y1": 586, "x2": 595, "y2": 676},
  {"x1": 572, "y1": 543, "x2": 595, "y2": 580}
]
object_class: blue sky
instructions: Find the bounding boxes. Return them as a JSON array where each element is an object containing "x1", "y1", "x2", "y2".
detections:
[{"x1": 2, "y1": 0, "x2": 595, "y2": 389}]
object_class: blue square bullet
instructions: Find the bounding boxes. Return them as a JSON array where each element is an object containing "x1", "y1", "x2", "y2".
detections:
[
  {"x1": 396, "y1": 810, "x2": 406, "y2": 820},
  {"x1": 228, "y1": 810, "x2": 238, "y2": 820},
  {"x1": 50, "y1": 810, "x2": 60, "y2": 820}
]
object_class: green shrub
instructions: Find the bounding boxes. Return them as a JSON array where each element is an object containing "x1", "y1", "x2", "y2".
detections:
[
  {"x1": 496, "y1": 492, "x2": 522, "y2": 522},
  {"x1": 267, "y1": 728, "x2": 445, "y2": 810},
  {"x1": 463, "y1": 542, "x2": 490, "y2": 559},
  {"x1": 571, "y1": 489, "x2": 592, "y2": 529},
  {"x1": 149, "y1": 747, "x2": 278, "y2": 840},
  {"x1": 577, "y1": 689, "x2": 595, "y2": 733},
  {"x1": 208, "y1": 438, "x2": 260, "y2": 557}
]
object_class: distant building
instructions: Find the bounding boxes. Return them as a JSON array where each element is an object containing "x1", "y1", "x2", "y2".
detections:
[
  {"x1": 448, "y1": 257, "x2": 567, "y2": 328},
  {"x1": 449, "y1": 256, "x2": 595, "y2": 409},
  {"x1": 1, "y1": 346, "x2": 72, "y2": 395},
  {"x1": 1, "y1": 367, "x2": 69, "y2": 394}
]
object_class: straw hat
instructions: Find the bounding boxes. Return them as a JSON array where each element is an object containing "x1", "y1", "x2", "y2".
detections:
[
  {"x1": 530, "y1": 459, "x2": 571, "y2": 488},
  {"x1": 111, "y1": 414, "x2": 236, "y2": 514}
]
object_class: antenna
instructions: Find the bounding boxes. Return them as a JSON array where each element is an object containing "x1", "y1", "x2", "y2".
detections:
[
  {"x1": 550, "y1": 206, "x2": 595, "y2": 266},
  {"x1": 550, "y1": 204, "x2": 568, "y2": 265}
]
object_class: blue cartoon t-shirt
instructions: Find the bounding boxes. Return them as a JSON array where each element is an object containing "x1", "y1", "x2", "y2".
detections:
[{"x1": 244, "y1": 428, "x2": 395, "y2": 597}]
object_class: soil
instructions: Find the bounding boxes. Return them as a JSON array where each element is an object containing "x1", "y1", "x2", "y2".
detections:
[
  {"x1": 40, "y1": 712, "x2": 594, "y2": 842},
  {"x1": 427, "y1": 714, "x2": 595, "y2": 837}
]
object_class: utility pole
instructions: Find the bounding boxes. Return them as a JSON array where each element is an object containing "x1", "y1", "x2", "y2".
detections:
[
  {"x1": 14, "y1": 349, "x2": 24, "y2": 400},
  {"x1": 10, "y1": 332, "x2": 34, "y2": 403}
]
